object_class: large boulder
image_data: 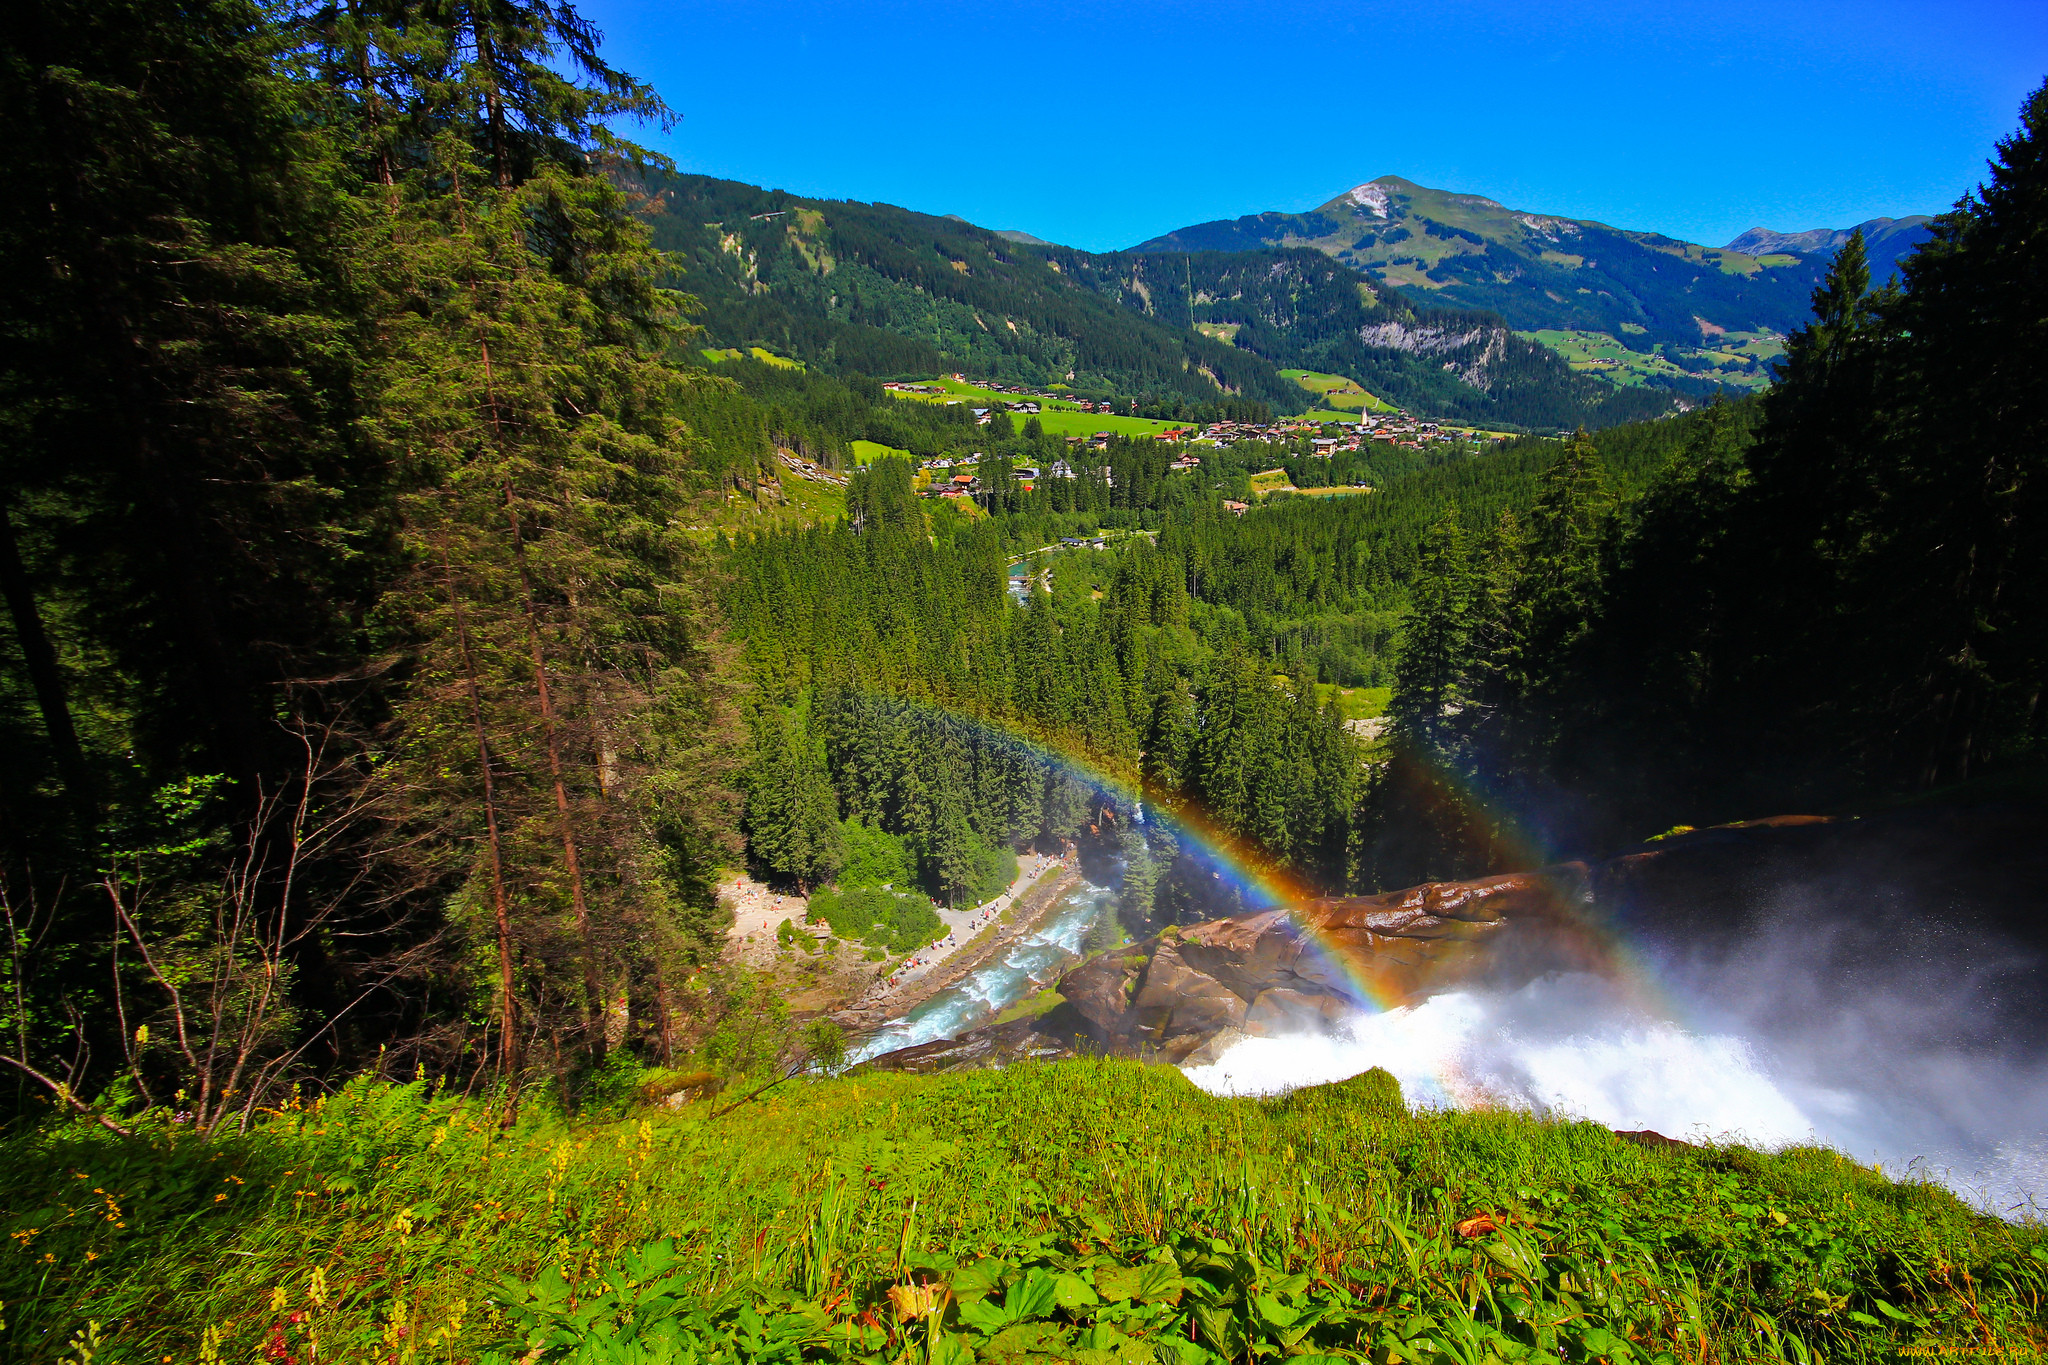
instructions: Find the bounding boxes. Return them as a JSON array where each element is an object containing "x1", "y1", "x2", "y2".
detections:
[
  {"x1": 858, "y1": 801, "x2": 2048, "y2": 1075},
  {"x1": 1062, "y1": 865, "x2": 1611, "y2": 1061}
]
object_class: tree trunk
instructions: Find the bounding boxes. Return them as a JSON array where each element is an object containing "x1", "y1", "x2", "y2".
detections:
[
  {"x1": 499, "y1": 479, "x2": 604, "y2": 1058},
  {"x1": 0, "y1": 504, "x2": 92, "y2": 820},
  {"x1": 443, "y1": 551, "x2": 519, "y2": 1119}
]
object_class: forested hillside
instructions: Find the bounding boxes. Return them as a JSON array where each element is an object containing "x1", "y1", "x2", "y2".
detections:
[
  {"x1": 0, "y1": 0, "x2": 742, "y2": 1127},
  {"x1": 641, "y1": 173, "x2": 1306, "y2": 415},
  {"x1": 1374, "y1": 113, "x2": 2048, "y2": 872},
  {"x1": 1045, "y1": 247, "x2": 1678, "y2": 429},
  {"x1": 642, "y1": 173, "x2": 1681, "y2": 433}
]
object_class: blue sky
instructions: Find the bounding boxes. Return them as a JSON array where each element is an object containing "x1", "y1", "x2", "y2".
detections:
[{"x1": 578, "y1": 0, "x2": 2047, "y2": 253}]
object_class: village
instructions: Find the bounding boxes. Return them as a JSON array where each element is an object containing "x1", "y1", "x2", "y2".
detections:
[
  {"x1": 883, "y1": 374, "x2": 1472, "y2": 455},
  {"x1": 763, "y1": 374, "x2": 1484, "y2": 509},
  {"x1": 908, "y1": 410, "x2": 1469, "y2": 504}
]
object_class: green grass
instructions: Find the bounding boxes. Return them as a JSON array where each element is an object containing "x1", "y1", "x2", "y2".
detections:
[
  {"x1": 1516, "y1": 330, "x2": 1777, "y2": 393},
  {"x1": 1315, "y1": 684, "x2": 1392, "y2": 721},
  {"x1": 887, "y1": 378, "x2": 1192, "y2": 440},
  {"x1": 689, "y1": 472, "x2": 846, "y2": 539},
  {"x1": 849, "y1": 439, "x2": 910, "y2": 466},
  {"x1": 7, "y1": 1064, "x2": 2042, "y2": 1363},
  {"x1": 703, "y1": 346, "x2": 805, "y2": 370},
  {"x1": 990, "y1": 987, "x2": 1065, "y2": 1028},
  {"x1": 1282, "y1": 369, "x2": 1394, "y2": 414},
  {"x1": 1026, "y1": 409, "x2": 1188, "y2": 440}
]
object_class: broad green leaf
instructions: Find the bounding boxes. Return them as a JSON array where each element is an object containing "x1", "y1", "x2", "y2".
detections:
[
  {"x1": 950, "y1": 1258, "x2": 1009, "y2": 1301},
  {"x1": 1010, "y1": 1268, "x2": 1063, "y2": 1320},
  {"x1": 1136, "y1": 1261, "x2": 1185, "y2": 1305},
  {"x1": 1054, "y1": 1273, "x2": 1102, "y2": 1310},
  {"x1": 959, "y1": 1296, "x2": 1015, "y2": 1333},
  {"x1": 1094, "y1": 1266, "x2": 1145, "y2": 1303}
]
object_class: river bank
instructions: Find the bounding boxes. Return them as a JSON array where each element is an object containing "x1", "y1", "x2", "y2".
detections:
[{"x1": 833, "y1": 859, "x2": 1086, "y2": 1034}]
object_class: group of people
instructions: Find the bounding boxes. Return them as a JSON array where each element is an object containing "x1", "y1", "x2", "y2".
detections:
[{"x1": 880, "y1": 897, "x2": 1010, "y2": 989}]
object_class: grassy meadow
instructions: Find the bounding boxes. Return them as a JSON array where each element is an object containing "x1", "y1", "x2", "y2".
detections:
[
  {"x1": 1514, "y1": 331, "x2": 1779, "y2": 393},
  {"x1": 887, "y1": 379, "x2": 1202, "y2": 440},
  {"x1": 1282, "y1": 370, "x2": 1394, "y2": 414},
  {"x1": 849, "y1": 439, "x2": 911, "y2": 466},
  {"x1": 704, "y1": 347, "x2": 807, "y2": 370},
  {"x1": 6, "y1": 1060, "x2": 2042, "y2": 1364}
]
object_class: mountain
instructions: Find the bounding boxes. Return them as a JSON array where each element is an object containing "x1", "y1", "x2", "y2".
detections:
[
  {"x1": 1035, "y1": 246, "x2": 1678, "y2": 430},
  {"x1": 1131, "y1": 176, "x2": 1935, "y2": 385},
  {"x1": 643, "y1": 173, "x2": 1682, "y2": 431},
  {"x1": 1724, "y1": 216, "x2": 1934, "y2": 280},
  {"x1": 647, "y1": 176, "x2": 1303, "y2": 414}
]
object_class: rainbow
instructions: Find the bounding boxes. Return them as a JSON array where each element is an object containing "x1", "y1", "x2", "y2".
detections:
[{"x1": 832, "y1": 691, "x2": 1683, "y2": 1097}]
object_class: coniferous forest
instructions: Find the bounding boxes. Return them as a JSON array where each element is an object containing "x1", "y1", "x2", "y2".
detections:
[
  {"x1": 5, "y1": 0, "x2": 2048, "y2": 1128},
  {"x1": 3, "y1": 2, "x2": 2048, "y2": 1358}
]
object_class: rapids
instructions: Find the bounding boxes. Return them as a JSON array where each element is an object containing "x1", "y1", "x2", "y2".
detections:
[{"x1": 844, "y1": 882, "x2": 1113, "y2": 1065}]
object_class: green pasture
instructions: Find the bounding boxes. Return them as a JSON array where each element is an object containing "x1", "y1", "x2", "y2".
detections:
[
  {"x1": 1315, "y1": 683, "x2": 1392, "y2": 721},
  {"x1": 886, "y1": 378, "x2": 1189, "y2": 440},
  {"x1": 849, "y1": 439, "x2": 910, "y2": 466},
  {"x1": 1518, "y1": 330, "x2": 1774, "y2": 393},
  {"x1": 701, "y1": 346, "x2": 806, "y2": 370},
  {"x1": 1281, "y1": 369, "x2": 1393, "y2": 413}
]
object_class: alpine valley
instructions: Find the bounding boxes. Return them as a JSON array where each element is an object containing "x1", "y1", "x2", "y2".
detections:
[
  {"x1": 7, "y1": 2, "x2": 2048, "y2": 1359},
  {"x1": 653, "y1": 170, "x2": 1934, "y2": 432}
]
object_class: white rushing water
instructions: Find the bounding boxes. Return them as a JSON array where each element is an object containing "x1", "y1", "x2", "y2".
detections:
[
  {"x1": 844, "y1": 883, "x2": 1111, "y2": 1065},
  {"x1": 1183, "y1": 970, "x2": 2048, "y2": 1218}
]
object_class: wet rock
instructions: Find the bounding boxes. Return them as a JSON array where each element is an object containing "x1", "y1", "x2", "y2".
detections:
[
  {"x1": 858, "y1": 1018, "x2": 1074, "y2": 1074},
  {"x1": 1614, "y1": 1129, "x2": 1695, "y2": 1151},
  {"x1": 1244, "y1": 986, "x2": 1353, "y2": 1037},
  {"x1": 1059, "y1": 950, "x2": 1140, "y2": 1037},
  {"x1": 1131, "y1": 943, "x2": 1247, "y2": 1040},
  {"x1": 1178, "y1": 1027, "x2": 1247, "y2": 1068}
]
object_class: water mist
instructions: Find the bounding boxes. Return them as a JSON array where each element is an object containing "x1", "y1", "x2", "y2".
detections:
[{"x1": 1185, "y1": 896, "x2": 2048, "y2": 1218}]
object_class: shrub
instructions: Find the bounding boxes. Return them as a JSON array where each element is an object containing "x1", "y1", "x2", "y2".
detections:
[
  {"x1": 968, "y1": 841, "x2": 1018, "y2": 904},
  {"x1": 806, "y1": 885, "x2": 943, "y2": 953}
]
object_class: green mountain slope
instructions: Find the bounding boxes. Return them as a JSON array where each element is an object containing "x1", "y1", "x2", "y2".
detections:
[
  {"x1": 645, "y1": 174, "x2": 1303, "y2": 414},
  {"x1": 1041, "y1": 246, "x2": 1678, "y2": 430},
  {"x1": 643, "y1": 174, "x2": 1680, "y2": 431},
  {"x1": 1132, "y1": 175, "x2": 1923, "y2": 387}
]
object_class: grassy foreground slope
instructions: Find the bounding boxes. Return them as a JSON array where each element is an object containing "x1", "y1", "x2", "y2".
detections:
[{"x1": 6, "y1": 1063, "x2": 2042, "y2": 1363}]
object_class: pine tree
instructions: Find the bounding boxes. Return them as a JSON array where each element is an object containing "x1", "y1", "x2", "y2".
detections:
[
  {"x1": 354, "y1": 5, "x2": 733, "y2": 1082},
  {"x1": 1875, "y1": 80, "x2": 2048, "y2": 783},
  {"x1": 1388, "y1": 512, "x2": 1472, "y2": 756}
]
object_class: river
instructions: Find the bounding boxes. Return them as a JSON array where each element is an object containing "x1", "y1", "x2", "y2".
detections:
[{"x1": 845, "y1": 881, "x2": 1111, "y2": 1065}]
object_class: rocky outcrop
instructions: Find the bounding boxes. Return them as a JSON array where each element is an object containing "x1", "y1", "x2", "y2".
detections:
[
  {"x1": 857, "y1": 1016, "x2": 1076, "y2": 1073},
  {"x1": 1042, "y1": 866, "x2": 1612, "y2": 1064},
  {"x1": 859, "y1": 801, "x2": 2048, "y2": 1075}
]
